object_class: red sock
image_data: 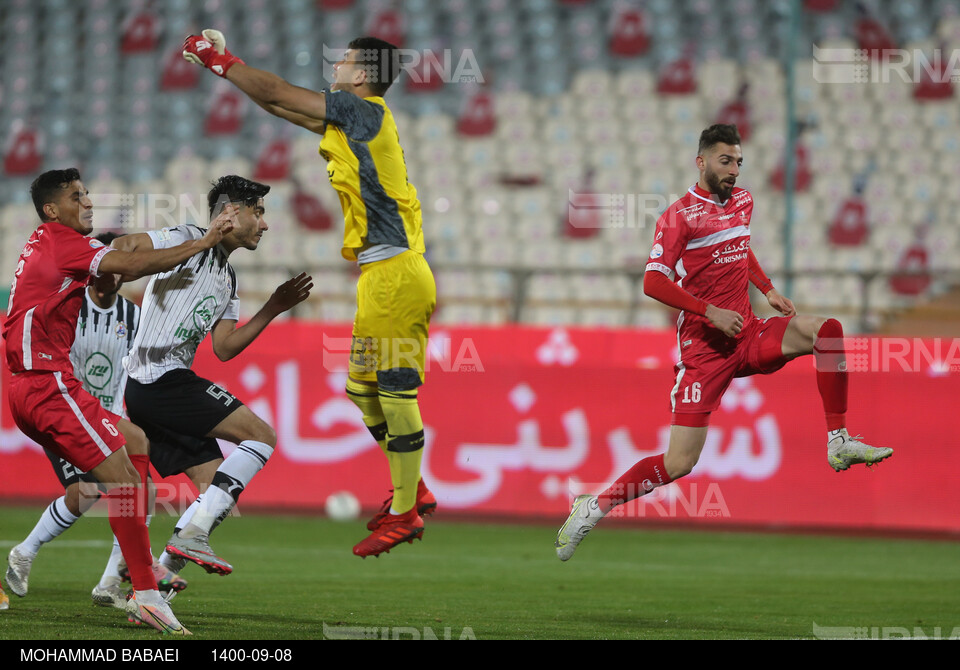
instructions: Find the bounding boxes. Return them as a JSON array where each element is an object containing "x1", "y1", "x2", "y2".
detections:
[
  {"x1": 597, "y1": 454, "x2": 674, "y2": 514},
  {"x1": 814, "y1": 319, "x2": 848, "y2": 431},
  {"x1": 107, "y1": 453, "x2": 156, "y2": 592}
]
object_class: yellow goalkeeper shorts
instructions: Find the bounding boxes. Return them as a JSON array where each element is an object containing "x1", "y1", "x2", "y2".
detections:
[{"x1": 349, "y1": 250, "x2": 437, "y2": 392}]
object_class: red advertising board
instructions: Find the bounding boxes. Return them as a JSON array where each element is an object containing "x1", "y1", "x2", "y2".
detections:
[{"x1": 2, "y1": 322, "x2": 958, "y2": 533}]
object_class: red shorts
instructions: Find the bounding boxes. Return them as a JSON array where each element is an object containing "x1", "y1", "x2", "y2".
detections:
[
  {"x1": 671, "y1": 316, "x2": 794, "y2": 427},
  {"x1": 8, "y1": 370, "x2": 126, "y2": 474}
]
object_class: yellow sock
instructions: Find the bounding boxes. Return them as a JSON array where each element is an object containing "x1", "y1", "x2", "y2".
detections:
[
  {"x1": 345, "y1": 378, "x2": 388, "y2": 457},
  {"x1": 393, "y1": 450, "x2": 423, "y2": 512},
  {"x1": 378, "y1": 389, "x2": 425, "y2": 514}
]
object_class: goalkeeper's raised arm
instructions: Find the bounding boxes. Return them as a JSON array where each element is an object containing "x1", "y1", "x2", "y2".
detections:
[{"x1": 182, "y1": 29, "x2": 328, "y2": 134}]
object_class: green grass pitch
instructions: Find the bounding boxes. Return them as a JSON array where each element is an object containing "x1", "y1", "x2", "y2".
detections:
[{"x1": 1, "y1": 505, "x2": 959, "y2": 641}]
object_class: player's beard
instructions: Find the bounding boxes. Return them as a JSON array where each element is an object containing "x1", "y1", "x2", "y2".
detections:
[{"x1": 705, "y1": 169, "x2": 735, "y2": 201}]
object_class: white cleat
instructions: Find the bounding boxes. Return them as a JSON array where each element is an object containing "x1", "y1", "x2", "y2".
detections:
[
  {"x1": 126, "y1": 593, "x2": 192, "y2": 636},
  {"x1": 6, "y1": 545, "x2": 35, "y2": 597},
  {"x1": 165, "y1": 533, "x2": 233, "y2": 576},
  {"x1": 827, "y1": 429, "x2": 893, "y2": 472},
  {"x1": 91, "y1": 582, "x2": 130, "y2": 609},
  {"x1": 555, "y1": 494, "x2": 604, "y2": 562}
]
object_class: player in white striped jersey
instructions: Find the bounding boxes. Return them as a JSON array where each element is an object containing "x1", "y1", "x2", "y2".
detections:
[
  {"x1": 116, "y1": 175, "x2": 312, "y2": 577},
  {"x1": 6, "y1": 233, "x2": 185, "y2": 606}
]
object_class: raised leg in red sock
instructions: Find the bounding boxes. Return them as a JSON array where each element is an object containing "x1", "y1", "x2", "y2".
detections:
[
  {"x1": 597, "y1": 454, "x2": 674, "y2": 514},
  {"x1": 814, "y1": 318, "x2": 848, "y2": 432}
]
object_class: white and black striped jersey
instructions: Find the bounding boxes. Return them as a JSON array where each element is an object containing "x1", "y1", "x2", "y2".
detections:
[
  {"x1": 70, "y1": 288, "x2": 140, "y2": 417},
  {"x1": 123, "y1": 225, "x2": 240, "y2": 384}
]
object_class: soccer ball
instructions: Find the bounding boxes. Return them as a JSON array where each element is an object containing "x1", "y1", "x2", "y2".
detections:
[{"x1": 325, "y1": 491, "x2": 361, "y2": 522}]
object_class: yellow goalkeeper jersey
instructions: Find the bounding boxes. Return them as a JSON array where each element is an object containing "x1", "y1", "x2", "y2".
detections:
[{"x1": 319, "y1": 90, "x2": 424, "y2": 263}]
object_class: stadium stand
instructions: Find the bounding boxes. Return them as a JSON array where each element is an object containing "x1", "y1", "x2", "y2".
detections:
[{"x1": 1, "y1": 0, "x2": 958, "y2": 333}]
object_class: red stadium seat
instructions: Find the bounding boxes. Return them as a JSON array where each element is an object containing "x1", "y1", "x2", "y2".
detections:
[
  {"x1": 769, "y1": 143, "x2": 812, "y2": 193},
  {"x1": 656, "y1": 50, "x2": 697, "y2": 95},
  {"x1": 914, "y1": 45, "x2": 954, "y2": 101},
  {"x1": 456, "y1": 89, "x2": 496, "y2": 137},
  {"x1": 854, "y1": 4, "x2": 897, "y2": 60},
  {"x1": 405, "y1": 50, "x2": 446, "y2": 93},
  {"x1": 715, "y1": 83, "x2": 752, "y2": 143},
  {"x1": 204, "y1": 91, "x2": 245, "y2": 136},
  {"x1": 160, "y1": 45, "x2": 201, "y2": 91},
  {"x1": 828, "y1": 197, "x2": 870, "y2": 247},
  {"x1": 293, "y1": 187, "x2": 335, "y2": 231},
  {"x1": 608, "y1": 7, "x2": 650, "y2": 57},
  {"x1": 3, "y1": 125, "x2": 42, "y2": 176},
  {"x1": 254, "y1": 140, "x2": 292, "y2": 182},
  {"x1": 890, "y1": 243, "x2": 932, "y2": 296},
  {"x1": 366, "y1": 9, "x2": 404, "y2": 49},
  {"x1": 121, "y1": 10, "x2": 160, "y2": 54},
  {"x1": 804, "y1": 0, "x2": 839, "y2": 11}
]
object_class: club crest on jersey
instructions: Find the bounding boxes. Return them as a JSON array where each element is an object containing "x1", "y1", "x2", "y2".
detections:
[
  {"x1": 83, "y1": 352, "x2": 113, "y2": 390},
  {"x1": 89, "y1": 239, "x2": 105, "y2": 248},
  {"x1": 115, "y1": 321, "x2": 127, "y2": 338},
  {"x1": 175, "y1": 295, "x2": 219, "y2": 343},
  {"x1": 650, "y1": 243, "x2": 664, "y2": 259}
]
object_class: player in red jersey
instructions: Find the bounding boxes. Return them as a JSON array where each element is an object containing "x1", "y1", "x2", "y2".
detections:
[
  {"x1": 555, "y1": 125, "x2": 894, "y2": 561},
  {"x1": 3, "y1": 168, "x2": 235, "y2": 631}
]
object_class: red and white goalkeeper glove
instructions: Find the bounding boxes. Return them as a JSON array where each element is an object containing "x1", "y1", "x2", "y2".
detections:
[{"x1": 182, "y1": 29, "x2": 244, "y2": 77}]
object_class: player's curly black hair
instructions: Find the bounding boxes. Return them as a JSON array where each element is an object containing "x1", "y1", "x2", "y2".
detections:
[
  {"x1": 207, "y1": 175, "x2": 271, "y2": 219},
  {"x1": 30, "y1": 167, "x2": 82, "y2": 221},
  {"x1": 698, "y1": 124, "x2": 742, "y2": 155}
]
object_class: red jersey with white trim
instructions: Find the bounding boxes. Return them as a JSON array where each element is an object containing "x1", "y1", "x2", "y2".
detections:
[
  {"x1": 3, "y1": 222, "x2": 114, "y2": 374},
  {"x1": 646, "y1": 184, "x2": 755, "y2": 349}
]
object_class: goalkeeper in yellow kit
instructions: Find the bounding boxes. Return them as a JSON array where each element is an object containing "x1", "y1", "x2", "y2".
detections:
[{"x1": 182, "y1": 30, "x2": 437, "y2": 557}]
